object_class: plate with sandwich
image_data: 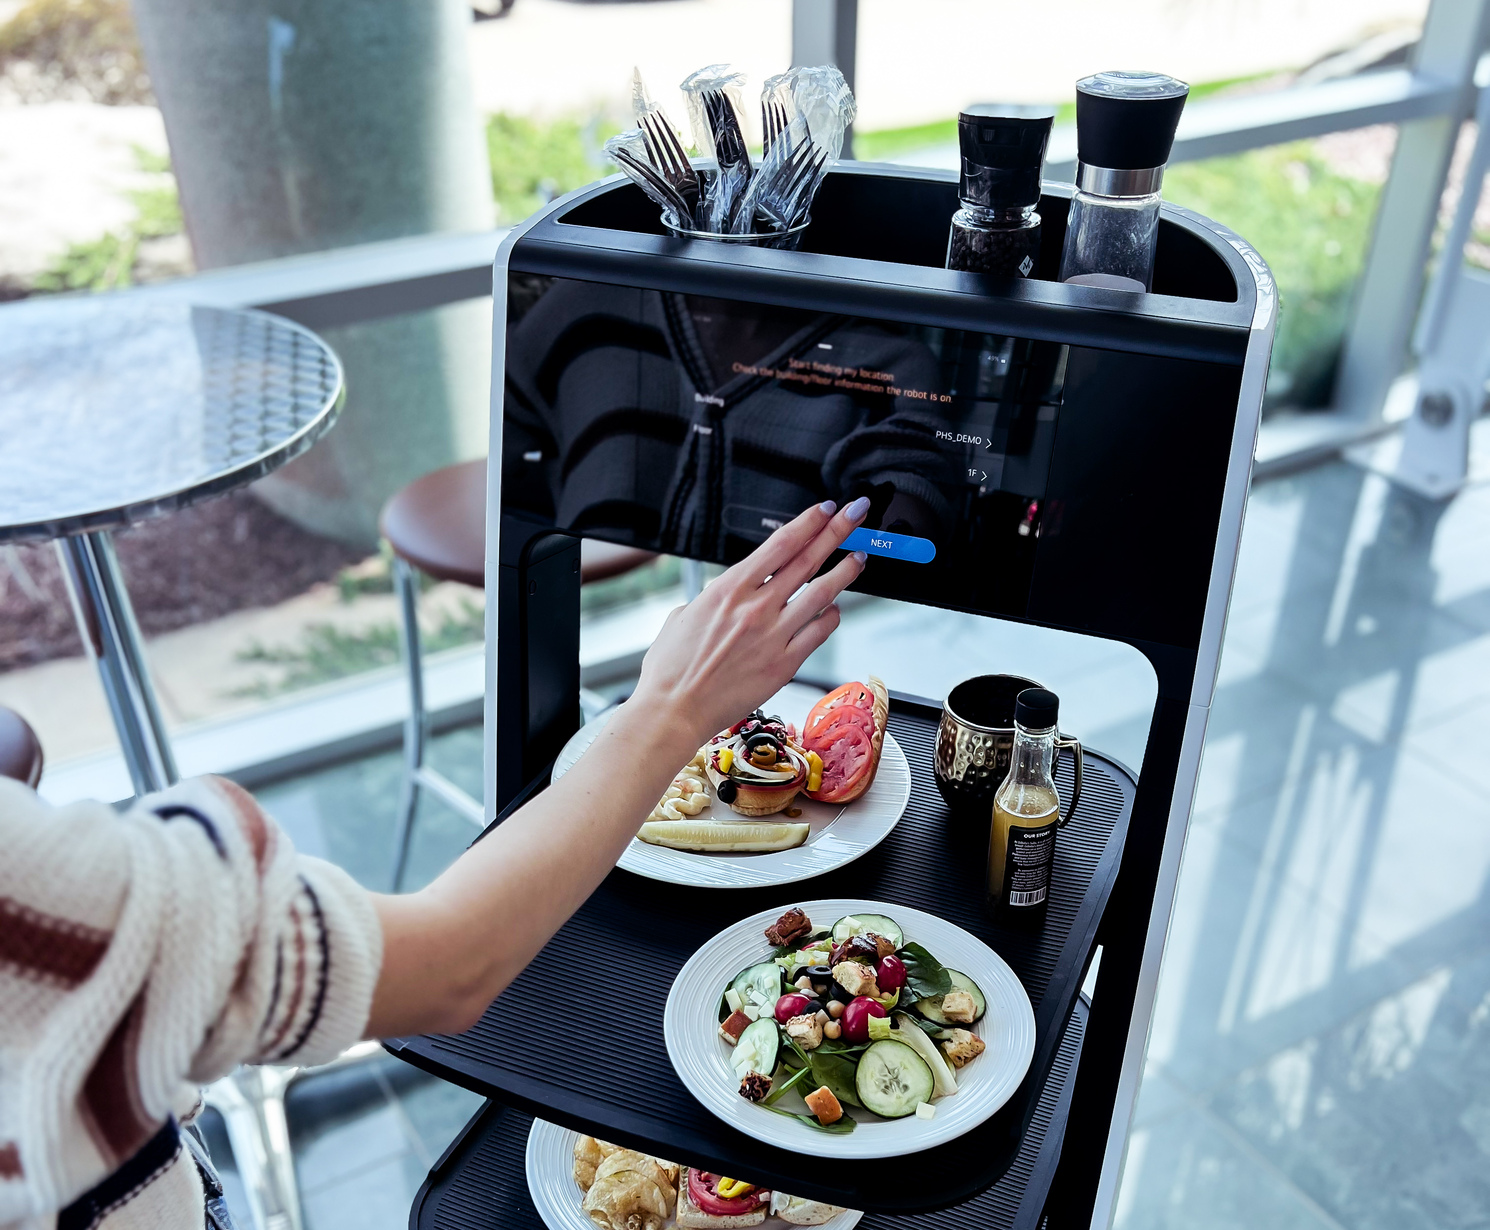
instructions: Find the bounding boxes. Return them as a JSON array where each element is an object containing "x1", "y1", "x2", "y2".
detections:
[
  {"x1": 525, "y1": 1117, "x2": 861, "y2": 1229},
  {"x1": 551, "y1": 678, "x2": 910, "y2": 888}
]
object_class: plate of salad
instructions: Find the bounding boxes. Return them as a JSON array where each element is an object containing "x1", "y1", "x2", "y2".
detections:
[
  {"x1": 663, "y1": 900, "x2": 1036, "y2": 1159},
  {"x1": 552, "y1": 681, "x2": 911, "y2": 889}
]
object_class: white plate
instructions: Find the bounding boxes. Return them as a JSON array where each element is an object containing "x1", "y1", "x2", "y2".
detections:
[
  {"x1": 524, "y1": 1117, "x2": 862, "y2": 1230},
  {"x1": 551, "y1": 683, "x2": 911, "y2": 889},
  {"x1": 664, "y1": 899, "x2": 1036, "y2": 1159}
]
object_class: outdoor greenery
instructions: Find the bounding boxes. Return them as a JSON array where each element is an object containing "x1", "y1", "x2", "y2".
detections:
[
  {"x1": 486, "y1": 112, "x2": 618, "y2": 224},
  {"x1": 1164, "y1": 141, "x2": 1382, "y2": 407},
  {"x1": 33, "y1": 144, "x2": 182, "y2": 293},
  {"x1": 0, "y1": 0, "x2": 150, "y2": 104}
]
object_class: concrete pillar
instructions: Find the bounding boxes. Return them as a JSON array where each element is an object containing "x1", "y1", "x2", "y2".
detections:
[{"x1": 131, "y1": 0, "x2": 495, "y2": 546}]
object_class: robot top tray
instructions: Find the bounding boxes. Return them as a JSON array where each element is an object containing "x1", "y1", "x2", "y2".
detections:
[{"x1": 387, "y1": 697, "x2": 1133, "y2": 1215}]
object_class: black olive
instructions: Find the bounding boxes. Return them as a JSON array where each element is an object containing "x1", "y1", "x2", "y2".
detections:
[
  {"x1": 807, "y1": 964, "x2": 833, "y2": 980},
  {"x1": 790, "y1": 966, "x2": 812, "y2": 984},
  {"x1": 745, "y1": 732, "x2": 782, "y2": 755},
  {"x1": 717, "y1": 780, "x2": 739, "y2": 804},
  {"x1": 800, "y1": 998, "x2": 825, "y2": 1017},
  {"x1": 828, "y1": 980, "x2": 853, "y2": 1003}
]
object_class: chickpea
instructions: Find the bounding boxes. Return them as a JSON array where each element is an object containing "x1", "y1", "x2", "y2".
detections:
[
  {"x1": 827, "y1": 999, "x2": 845, "y2": 1019},
  {"x1": 822, "y1": 1019, "x2": 842, "y2": 1040}
]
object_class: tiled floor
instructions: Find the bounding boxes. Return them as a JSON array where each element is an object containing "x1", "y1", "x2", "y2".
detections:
[{"x1": 211, "y1": 457, "x2": 1490, "y2": 1229}]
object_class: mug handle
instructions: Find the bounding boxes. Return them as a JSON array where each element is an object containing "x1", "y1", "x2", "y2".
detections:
[{"x1": 1056, "y1": 736, "x2": 1083, "y2": 826}]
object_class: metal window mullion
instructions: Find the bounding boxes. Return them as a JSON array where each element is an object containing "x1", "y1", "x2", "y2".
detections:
[{"x1": 1332, "y1": 0, "x2": 1490, "y2": 424}]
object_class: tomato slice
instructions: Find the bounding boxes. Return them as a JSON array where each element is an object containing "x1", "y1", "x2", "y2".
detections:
[
  {"x1": 688, "y1": 1171, "x2": 767, "y2": 1216},
  {"x1": 803, "y1": 682, "x2": 876, "y2": 742},
  {"x1": 803, "y1": 717, "x2": 874, "y2": 802}
]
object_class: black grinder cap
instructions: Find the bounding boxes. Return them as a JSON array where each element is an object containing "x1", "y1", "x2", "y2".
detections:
[
  {"x1": 1075, "y1": 70, "x2": 1189, "y2": 170},
  {"x1": 1015, "y1": 687, "x2": 1060, "y2": 729},
  {"x1": 957, "y1": 104, "x2": 1056, "y2": 209}
]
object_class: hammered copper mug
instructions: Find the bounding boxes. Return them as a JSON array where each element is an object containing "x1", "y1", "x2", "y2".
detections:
[{"x1": 935, "y1": 674, "x2": 1084, "y2": 819}]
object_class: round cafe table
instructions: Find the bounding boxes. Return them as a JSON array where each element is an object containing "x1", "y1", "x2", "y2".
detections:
[{"x1": 0, "y1": 298, "x2": 344, "y2": 796}]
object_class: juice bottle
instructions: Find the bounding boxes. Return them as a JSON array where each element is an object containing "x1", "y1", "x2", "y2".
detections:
[{"x1": 987, "y1": 688, "x2": 1063, "y2": 920}]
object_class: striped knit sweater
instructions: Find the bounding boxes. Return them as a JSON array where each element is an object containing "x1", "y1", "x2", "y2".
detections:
[{"x1": 0, "y1": 776, "x2": 383, "y2": 1230}]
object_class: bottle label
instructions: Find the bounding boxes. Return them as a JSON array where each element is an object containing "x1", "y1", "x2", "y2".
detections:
[{"x1": 1002, "y1": 818, "x2": 1057, "y2": 908}]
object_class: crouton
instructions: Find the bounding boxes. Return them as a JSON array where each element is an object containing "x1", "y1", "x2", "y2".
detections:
[
  {"x1": 831, "y1": 961, "x2": 879, "y2": 998},
  {"x1": 940, "y1": 1028, "x2": 986, "y2": 1068},
  {"x1": 940, "y1": 990, "x2": 977, "y2": 1023},
  {"x1": 785, "y1": 1013, "x2": 823, "y2": 1049},
  {"x1": 739, "y1": 1071, "x2": 772, "y2": 1102},
  {"x1": 719, "y1": 1010, "x2": 753, "y2": 1045},
  {"x1": 803, "y1": 1085, "x2": 843, "y2": 1125}
]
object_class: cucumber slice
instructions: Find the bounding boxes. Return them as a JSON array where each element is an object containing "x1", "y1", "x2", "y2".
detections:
[
  {"x1": 913, "y1": 969, "x2": 987, "y2": 1025},
  {"x1": 831, "y1": 913, "x2": 904, "y2": 949},
  {"x1": 727, "y1": 961, "x2": 786, "y2": 1017},
  {"x1": 731, "y1": 1017, "x2": 780, "y2": 1078},
  {"x1": 893, "y1": 1013, "x2": 958, "y2": 1098},
  {"x1": 855, "y1": 1039, "x2": 934, "y2": 1118}
]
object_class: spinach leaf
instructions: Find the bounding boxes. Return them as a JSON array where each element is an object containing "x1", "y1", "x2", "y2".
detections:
[
  {"x1": 807, "y1": 1047, "x2": 863, "y2": 1108},
  {"x1": 897, "y1": 943, "x2": 952, "y2": 999},
  {"x1": 763, "y1": 1105, "x2": 856, "y2": 1133}
]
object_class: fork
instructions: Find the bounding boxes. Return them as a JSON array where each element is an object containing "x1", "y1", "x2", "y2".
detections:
[
  {"x1": 755, "y1": 143, "x2": 826, "y2": 231},
  {"x1": 702, "y1": 89, "x2": 752, "y2": 181},
  {"x1": 611, "y1": 147, "x2": 694, "y2": 228},
  {"x1": 639, "y1": 111, "x2": 701, "y2": 229},
  {"x1": 761, "y1": 98, "x2": 790, "y2": 158}
]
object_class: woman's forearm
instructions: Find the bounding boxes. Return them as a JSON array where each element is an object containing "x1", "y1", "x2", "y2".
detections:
[
  {"x1": 364, "y1": 498, "x2": 869, "y2": 1040},
  {"x1": 365, "y1": 703, "x2": 702, "y2": 1037}
]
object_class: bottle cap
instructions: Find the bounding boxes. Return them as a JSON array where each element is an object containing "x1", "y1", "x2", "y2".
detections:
[
  {"x1": 1015, "y1": 687, "x2": 1059, "y2": 729},
  {"x1": 1074, "y1": 70, "x2": 1188, "y2": 171},
  {"x1": 957, "y1": 104, "x2": 1056, "y2": 209}
]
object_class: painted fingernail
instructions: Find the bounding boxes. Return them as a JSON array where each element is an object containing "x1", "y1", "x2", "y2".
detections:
[
  {"x1": 844, "y1": 496, "x2": 871, "y2": 521},
  {"x1": 818, "y1": 499, "x2": 837, "y2": 515},
  {"x1": 851, "y1": 550, "x2": 868, "y2": 565}
]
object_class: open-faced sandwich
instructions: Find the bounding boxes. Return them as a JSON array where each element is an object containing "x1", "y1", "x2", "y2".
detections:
[
  {"x1": 634, "y1": 678, "x2": 890, "y2": 854},
  {"x1": 572, "y1": 1137, "x2": 848, "y2": 1228}
]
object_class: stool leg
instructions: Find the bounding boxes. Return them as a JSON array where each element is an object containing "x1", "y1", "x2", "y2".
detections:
[{"x1": 391, "y1": 558, "x2": 425, "y2": 891}]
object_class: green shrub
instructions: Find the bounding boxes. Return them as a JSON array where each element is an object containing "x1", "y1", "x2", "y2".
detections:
[
  {"x1": 487, "y1": 112, "x2": 618, "y2": 224},
  {"x1": 0, "y1": 0, "x2": 150, "y2": 104}
]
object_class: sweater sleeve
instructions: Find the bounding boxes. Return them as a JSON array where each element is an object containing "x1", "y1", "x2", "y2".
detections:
[{"x1": 0, "y1": 775, "x2": 383, "y2": 1224}]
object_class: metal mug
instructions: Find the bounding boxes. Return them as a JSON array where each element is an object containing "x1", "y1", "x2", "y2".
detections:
[{"x1": 934, "y1": 674, "x2": 1084, "y2": 822}]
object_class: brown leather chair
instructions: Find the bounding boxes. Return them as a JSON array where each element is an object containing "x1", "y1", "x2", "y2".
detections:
[
  {"x1": 379, "y1": 459, "x2": 656, "y2": 888},
  {"x1": 0, "y1": 706, "x2": 43, "y2": 787}
]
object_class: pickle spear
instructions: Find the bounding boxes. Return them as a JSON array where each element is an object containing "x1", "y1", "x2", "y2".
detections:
[{"x1": 637, "y1": 820, "x2": 809, "y2": 851}]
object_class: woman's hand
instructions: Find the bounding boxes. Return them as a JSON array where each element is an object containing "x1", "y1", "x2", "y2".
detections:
[{"x1": 629, "y1": 497, "x2": 870, "y2": 750}]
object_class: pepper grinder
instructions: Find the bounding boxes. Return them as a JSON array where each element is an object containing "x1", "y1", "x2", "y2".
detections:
[
  {"x1": 1058, "y1": 70, "x2": 1189, "y2": 292},
  {"x1": 946, "y1": 104, "x2": 1055, "y2": 278}
]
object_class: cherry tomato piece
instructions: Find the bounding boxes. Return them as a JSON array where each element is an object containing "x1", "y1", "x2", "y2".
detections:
[
  {"x1": 774, "y1": 992, "x2": 812, "y2": 1024},
  {"x1": 876, "y1": 954, "x2": 907, "y2": 994},
  {"x1": 840, "y1": 996, "x2": 887, "y2": 1043}
]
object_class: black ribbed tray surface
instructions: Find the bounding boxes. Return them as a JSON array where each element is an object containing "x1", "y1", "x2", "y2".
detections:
[
  {"x1": 392, "y1": 702, "x2": 1130, "y2": 1213},
  {"x1": 413, "y1": 1002, "x2": 1088, "y2": 1230}
]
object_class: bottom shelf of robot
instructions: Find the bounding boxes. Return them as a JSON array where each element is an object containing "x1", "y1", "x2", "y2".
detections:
[{"x1": 411, "y1": 997, "x2": 1087, "y2": 1230}]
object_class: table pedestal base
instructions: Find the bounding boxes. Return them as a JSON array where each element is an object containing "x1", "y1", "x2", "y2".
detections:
[{"x1": 57, "y1": 530, "x2": 178, "y2": 796}]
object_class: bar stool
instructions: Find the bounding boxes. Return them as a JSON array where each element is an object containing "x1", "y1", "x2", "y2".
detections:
[
  {"x1": 0, "y1": 706, "x2": 43, "y2": 787},
  {"x1": 380, "y1": 459, "x2": 656, "y2": 889}
]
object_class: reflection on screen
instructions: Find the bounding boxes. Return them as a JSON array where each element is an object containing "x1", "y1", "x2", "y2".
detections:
[{"x1": 501, "y1": 274, "x2": 1066, "y2": 616}]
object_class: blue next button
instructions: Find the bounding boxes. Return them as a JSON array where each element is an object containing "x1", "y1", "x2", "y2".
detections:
[{"x1": 843, "y1": 526, "x2": 937, "y2": 564}]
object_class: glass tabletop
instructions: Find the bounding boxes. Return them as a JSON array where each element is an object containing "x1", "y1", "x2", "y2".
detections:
[{"x1": 0, "y1": 298, "x2": 343, "y2": 543}]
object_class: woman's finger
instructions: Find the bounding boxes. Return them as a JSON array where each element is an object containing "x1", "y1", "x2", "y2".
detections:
[
  {"x1": 786, "y1": 602, "x2": 842, "y2": 661},
  {"x1": 731, "y1": 500, "x2": 839, "y2": 590},
  {"x1": 783, "y1": 551, "x2": 865, "y2": 637},
  {"x1": 764, "y1": 496, "x2": 871, "y2": 601}
]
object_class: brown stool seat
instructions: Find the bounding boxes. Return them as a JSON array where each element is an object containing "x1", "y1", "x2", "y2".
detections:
[
  {"x1": 0, "y1": 706, "x2": 43, "y2": 787},
  {"x1": 379, "y1": 459, "x2": 656, "y2": 587}
]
